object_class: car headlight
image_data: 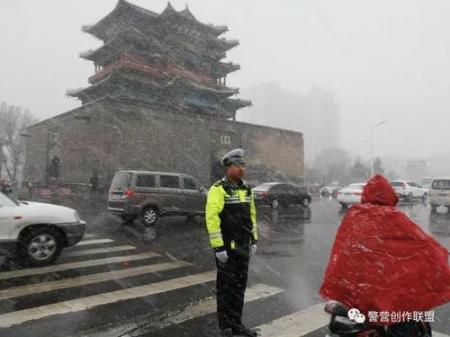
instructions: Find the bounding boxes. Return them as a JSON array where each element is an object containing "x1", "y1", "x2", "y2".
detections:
[{"x1": 74, "y1": 211, "x2": 81, "y2": 222}]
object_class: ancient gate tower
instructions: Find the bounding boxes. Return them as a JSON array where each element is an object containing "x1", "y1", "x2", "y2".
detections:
[
  {"x1": 24, "y1": 1, "x2": 303, "y2": 188},
  {"x1": 68, "y1": 0, "x2": 250, "y2": 119}
]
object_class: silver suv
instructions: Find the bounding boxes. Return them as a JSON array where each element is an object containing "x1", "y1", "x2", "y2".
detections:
[
  {"x1": 429, "y1": 178, "x2": 450, "y2": 213},
  {"x1": 107, "y1": 171, "x2": 206, "y2": 226}
]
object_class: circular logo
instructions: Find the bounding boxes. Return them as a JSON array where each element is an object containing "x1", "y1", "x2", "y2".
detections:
[{"x1": 348, "y1": 308, "x2": 366, "y2": 323}]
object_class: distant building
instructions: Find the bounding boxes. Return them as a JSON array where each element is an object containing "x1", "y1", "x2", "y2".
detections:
[
  {"x1": 23, "y1": 1, "x2": 304, "y2": 187},
  {"x1": 428, "y1": 153, "x2": 450, "y2": 178},
  {"x1": 404, "y1": 158, "x2": 430, "y2": 181},
  {"x1": 238, "y1": 82, "x2": 340, "y2": 163}
]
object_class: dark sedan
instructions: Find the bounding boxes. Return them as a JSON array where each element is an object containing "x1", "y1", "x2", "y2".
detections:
[{"x1": 252, "y1": 182, "x2": 312, "y2": 209}]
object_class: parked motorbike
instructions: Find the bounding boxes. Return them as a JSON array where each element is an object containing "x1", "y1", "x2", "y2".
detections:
[{"x1": 324, "y1": 300, "x2": 432, "y2": 337}]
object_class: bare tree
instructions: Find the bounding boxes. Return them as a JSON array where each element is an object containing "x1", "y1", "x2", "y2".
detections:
[{"x1": 0, "y1": 102, "x2": 38, "y2": 186}]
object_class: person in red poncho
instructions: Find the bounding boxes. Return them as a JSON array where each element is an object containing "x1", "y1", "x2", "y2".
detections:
[{"x1": 320, "y1": 175, "x2": 450, "y2": 336}]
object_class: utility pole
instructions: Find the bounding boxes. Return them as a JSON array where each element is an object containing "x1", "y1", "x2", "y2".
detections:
[{"x1": 370, "y1": 120, "x2": 387, "y2": 177}]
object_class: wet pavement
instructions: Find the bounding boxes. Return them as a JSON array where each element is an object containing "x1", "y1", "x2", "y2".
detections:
[{"x1": 0, "y1": 199, "x2": 449, "y2": 337}]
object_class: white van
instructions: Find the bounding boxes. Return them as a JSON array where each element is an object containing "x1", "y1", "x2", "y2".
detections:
[{"x1": 428, "y1": 178, "x2": 450, "y2": 213}]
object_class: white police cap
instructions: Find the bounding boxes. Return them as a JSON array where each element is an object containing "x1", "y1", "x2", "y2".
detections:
[{"x1": 221, "y1": 148, "x2": 246, "y2": 166}]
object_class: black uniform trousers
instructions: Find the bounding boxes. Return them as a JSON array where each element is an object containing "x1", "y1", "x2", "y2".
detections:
[{"x1": 215, "y1": 249, "x2": 250, "y2": 331}]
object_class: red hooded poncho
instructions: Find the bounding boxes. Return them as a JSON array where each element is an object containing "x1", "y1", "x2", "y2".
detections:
[{"x1": 319, "y1": 175, "x2": 450, "y2": 323}]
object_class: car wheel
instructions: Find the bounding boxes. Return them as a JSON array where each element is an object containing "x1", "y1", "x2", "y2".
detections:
[
  {"x1": 302, "y1": 197, "x2": 311, "y2": 207},
  {"x1": 340, "y1": 202, "x2": 348, "y2": 208},
  {"x1": 271, "y1": 199, "x2": 279, "y2": 209},
  {"x1": 141, "y1": 206, "x2": 159, "y2": 227},
  {"x1": 18, "y1": 227, "x2": 63, "y2": 266},
  {"x1": 406, "y1": 192, "x2": 414, "y2": 202}
]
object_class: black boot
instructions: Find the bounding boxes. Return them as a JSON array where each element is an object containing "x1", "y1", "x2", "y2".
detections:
[
  {"x1": 234, "y1": 325, "x2": 258, "y2": 337},
  {"x1": 220, "y1": 328, "x2": 234, "y2": 337}
]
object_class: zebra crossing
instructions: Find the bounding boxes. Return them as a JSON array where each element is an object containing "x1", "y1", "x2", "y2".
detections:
[{"x1": 0, "y1": 234, "x2": 448, "y2": 337}]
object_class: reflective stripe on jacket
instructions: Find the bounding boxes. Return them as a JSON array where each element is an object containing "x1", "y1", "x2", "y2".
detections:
[{"x1": 205, "y1": 178, "x2": 257, "y2": 250}]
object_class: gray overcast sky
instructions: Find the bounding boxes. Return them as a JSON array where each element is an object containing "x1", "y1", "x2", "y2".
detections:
[{"x1": 2, "y1": 0, "x2": 450, "y2": 160}]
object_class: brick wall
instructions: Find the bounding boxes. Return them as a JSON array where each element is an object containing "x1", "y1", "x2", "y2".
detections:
[{"x1": 24, "y1": 100, "x2": 304, "y2": 191}]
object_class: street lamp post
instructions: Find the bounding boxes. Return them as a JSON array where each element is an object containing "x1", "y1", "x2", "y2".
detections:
[{"x1": 370, "y1": 120, "x2": 387, "y2": 177}]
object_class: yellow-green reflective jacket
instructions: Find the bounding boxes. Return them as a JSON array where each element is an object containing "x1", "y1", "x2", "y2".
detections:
[{"x1": 205, "y1": 178, "x2": 257, "y2": 250}]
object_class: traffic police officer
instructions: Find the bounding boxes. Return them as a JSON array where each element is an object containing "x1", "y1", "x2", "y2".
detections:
[{"x1": 205, "y1": 149, "x2": 258, "y2": 337}]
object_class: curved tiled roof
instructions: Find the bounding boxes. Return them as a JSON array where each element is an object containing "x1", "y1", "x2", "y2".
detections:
[{"x1": 83, "y1": 0, "x2": 227, "y2": 40}]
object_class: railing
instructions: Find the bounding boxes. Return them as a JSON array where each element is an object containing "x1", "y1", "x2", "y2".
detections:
[
  {"x1": 89, "y1": 54, "x2": 216, "y2": 85},
  {"x1": 88, "y1": 54, "x2": 162, "y2": 83}
]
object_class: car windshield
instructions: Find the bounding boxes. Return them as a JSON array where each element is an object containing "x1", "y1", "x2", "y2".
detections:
[
  {"x1": 253, "y1": 183, "x2": 280, "y2": 191},
  {"x1": 345, "y1": 184, "x2": 365, "y2": 190},
  {"x1": 110, "y1": 172, "x2": 131, "y2": 191},
  {"x1": 390, "y1": 182, "x2": 404, "y2": 187},
  {"x1": 432, "y1": 180, "x2": 450, "y2": 190},
  {"x1": 0, "y1": 192, "x2": 19, "y2": 207}
]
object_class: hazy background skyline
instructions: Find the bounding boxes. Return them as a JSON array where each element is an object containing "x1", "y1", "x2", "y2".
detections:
[{"x1": 2, "y1": 0, "x2": 450, "y2": 162}]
